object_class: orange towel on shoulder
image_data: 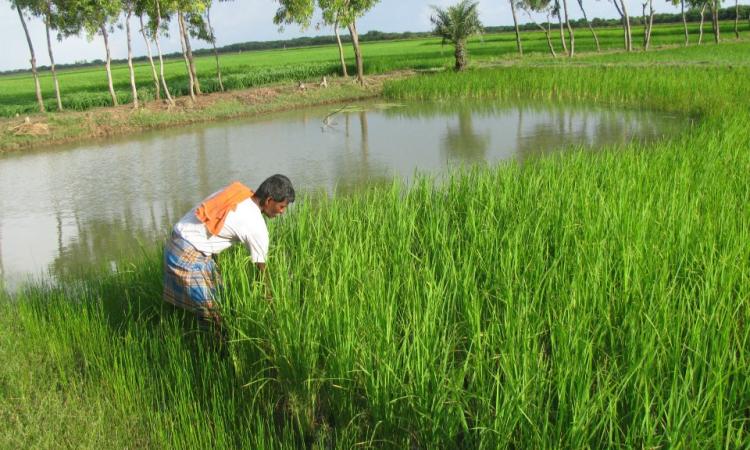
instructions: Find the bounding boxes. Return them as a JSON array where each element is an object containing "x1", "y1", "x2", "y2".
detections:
[{"x1": 195, "y1": 181, "x2": 254, "y2": 236}]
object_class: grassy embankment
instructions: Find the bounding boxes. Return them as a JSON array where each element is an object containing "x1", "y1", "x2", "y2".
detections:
[
  {"x1": 1, "y1": 40, "x2": 749, "y2": 447},
  {"x1": 1, "y1": 22, "x2": 746, "y2": 114},
  {"x1": 1, "y1": 21, "x2": 748, "y2": 152}
]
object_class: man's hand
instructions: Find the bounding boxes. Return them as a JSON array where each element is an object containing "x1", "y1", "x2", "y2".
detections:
[{"x1": 255, "y1": 263, "x2": 273, "y2": 302}]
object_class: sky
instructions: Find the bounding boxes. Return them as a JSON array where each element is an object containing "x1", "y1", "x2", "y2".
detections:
[{"x1": 0, "y1": 0, "x2": 746, "y2": 72}]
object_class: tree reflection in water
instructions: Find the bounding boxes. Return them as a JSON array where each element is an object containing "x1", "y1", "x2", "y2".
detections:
[
  {"x1": 515, "y1": 107, "x2": 667, "y2": 162},
  {"x1": 333, "y1": 110, "x2": 391, "y2": 195},
  {"x1": 441, "y1": 107, "x2": 490, "y2": 163},
  {"x1": 48, "y1": 197, "x2": 186, "y2": 283}
]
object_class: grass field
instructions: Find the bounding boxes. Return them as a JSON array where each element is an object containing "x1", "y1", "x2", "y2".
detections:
[
  {"x1": 1, "y1": 20, "x2": 748, "y2": 116},
  {"x1": 1, "y1": 32, "x2": 748, "y2": 448}
]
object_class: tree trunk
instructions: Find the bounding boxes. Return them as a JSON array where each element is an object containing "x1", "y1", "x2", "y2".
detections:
[
  {"x1": 154, "y1": 0, "x2": 174, "y2": 105},
  {"x1": 535, "y1": 18, "x2": 557, "y2": 57},
  {"x1": 648, "y1": 0, "x2": 654, "y2": 47},
  {"x1": 44, "y1": 4, "x2": 62, "y2": 111},
  {"x1": 642, "y1": 2, "x2": 647, "y2": 47},
  {"x1": 612, "y1": 0, "x2": 627, "y2": 49},
  {"x1": 347, "y1": 20, "x2": 364, "y2": 84},
  {"x1": 620, "y1": 0, "x2": 633, "y2": 51},
  {"x1": 334, "y1": 16, "x2": 348, "y2": 77},
  {"x1": 359, "y1": 110, "x2": 368, "y2": 157},
  {"x1": 16, "y1": 2, "x2": 45, "y2": 113},
  {"x1": 711, "y1": 0, "x2": 720, "y2": 43},
  {"x1": 454, "y1": 40, "x2": 467, "y2": 70},
  {"x1": 125, "y1": 10, "x2": 138, "y2": 108},
  {"x1": 139, "y1": 14, "x2": 160, "y2": 100},
  {"x1": 643, "y1": 0, "x2": 654, "y2": 49},
  {"x1": 206, "y1": 6, "x2": 224, "y2": 91},
  {"x1": 735, "y1": 0, "x2": 740, "y2": 38},
  {"x1": 576, "y1": 0, "x2": 600, "y2": 52},
  {"x1": 562, "y1": 0, "x2": 574, "y2": 56},
  {"x1": 681, "y1": 0, "x2": 689, "y2": 45},
  {"x1": 100, "y1": 24, "x2": 118, "y2": 106},
  {"x1": 180, "y1": 12, "x2": 201, "y2": 94},
  {"x1": 557, "y1": 2, "x2": 568, "y2": 55},
  {"x1": 699, "y1": 4, "x2": 706, "y2": 44},
  {"x1": 509, "y1": 0, "x2": 523, "y2": 55},
  {"x1": 177, "y1": 10, "x2": 196, "y2": 101}
]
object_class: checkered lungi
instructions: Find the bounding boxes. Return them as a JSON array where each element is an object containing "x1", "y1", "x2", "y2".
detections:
[{"x1": 163, "y1": 231, "x2": 221, "y2": 324}]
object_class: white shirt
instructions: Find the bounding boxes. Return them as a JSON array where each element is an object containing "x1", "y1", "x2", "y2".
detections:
[{"x1": 173, "y1": 198, "x2": 269, "y2": 263}]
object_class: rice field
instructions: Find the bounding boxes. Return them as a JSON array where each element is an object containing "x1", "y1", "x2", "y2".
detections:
[
  {"x1": 0, "y1": 20, "x2": 747, "y2": 116},
  {"x1": 1, "y1": 40, "x2": 749, "y2": 447}
]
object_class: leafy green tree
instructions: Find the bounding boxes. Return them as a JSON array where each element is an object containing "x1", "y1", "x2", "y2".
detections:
[
  {"x1": 42, "y1": 0, "x2": 63, "y2": 109},
  {"x1": 134, "y1": 0, "x2": 160, "y2": 100},
  {"x1": 734, "y1": 0, "x2": 739, "y2": 38},
  {"x1": 147, "y1": 0, "x2": 205, "y2": 100},
  {"x1": 274, "y1": 0, "x2": 379, "y2": 84},
  {"x1": 317, "y1": 0, "x2": 352, "y2": 77},
  {"x1": 184, "y1": 1, "x2": 227, "y2": 93},
  {"x1": 123, "y1": 0, "x2": 139, "y2": 107},
  {"x1": 610, "y1": 0, "x2": 633, "y2": 51},
  {"x1": 430, "y1": 0, "x2": 483, "y2": 71},
  {"x1": 520, "y1": 0, "x2": 557, "y2": 56},
  {"x1": 329, "y1": 8, "x2": 348, "y2": 76},
  {"x1": 687, "y1": 0, "x2": 710, "y2": 43},
  {"x1": 641, "y1": 0, "x2": 654, "y2": 49},
  {"x1": 57, "y1": 0, "x2": 123, "y2": 105},
  {"x1": 169, "y1": 0, "x2": 223, "y2": 92},
  {"x1": 176, "y1": 8, "x2": 196, "y2": 99},
  {"x1": 136, "y1": 0, "x2": 174, "y2": 104},
  {"x1": 204, "y1": 1, "x2": 224, "y2": 91},
  {"x1": 158, "y1": 0, "x2": 199, "y2": 99},
  {"x1": 23, "y1": 0, "x2": 75, "y2": 110},
  {"x1": 575, "y1": 0, "x2": 600, "y2": 51},
  {"x1": 11, "y1": 0, "x2": 45, "y2": 112},
  {"x1": 709, "y1": 0, "x2": 721, "y2": 42},
  {"x1": 671, "y1": 0, "x2": 689, "y2": 44},
  {"x1": 320, "y1": 0, "x2": 374, "y2": 82},
  {"x1": 560, "y1": 0, "x2": 574, "y2": 55},
  {"x1": 178, "y1": 0, "x2": 208, "y2": 95},
  {"x1": 553, "y1": 0, "x2": 568, "y2": 54},
  {"x1": 508, "y1": 0, "x2": 523, "y2": 55}
]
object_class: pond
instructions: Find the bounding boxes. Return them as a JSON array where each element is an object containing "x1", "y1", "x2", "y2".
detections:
[{"x1": 0, "y1": 100, "x2": 686, "y2": 289}]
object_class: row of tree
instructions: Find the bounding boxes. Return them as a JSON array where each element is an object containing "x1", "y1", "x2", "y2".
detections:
[
  {"x1": 10, "y1": 0, "x2": 382, "y2": 113},
  {"x1": 10, "y1": 0, "x2": 749, "y2": 113},
  {"x1": 501, "y1": 0, "x2": 745, "y2": 58},
  {"x1": 11, "y1": 0, "x2": 229, "y2": 112}
]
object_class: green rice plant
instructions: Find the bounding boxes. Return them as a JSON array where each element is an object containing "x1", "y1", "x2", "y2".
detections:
[
  {"x1": 382, "y1": 64, "x2": 749, "y2": 117},
  {"x1": 2, "y1": 44, "x2": 749, "y2": 448}
]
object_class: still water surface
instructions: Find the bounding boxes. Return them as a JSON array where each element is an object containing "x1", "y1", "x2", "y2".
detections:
[{"x1": 0, "y1": 101, "x2": 685, "y2": 288}]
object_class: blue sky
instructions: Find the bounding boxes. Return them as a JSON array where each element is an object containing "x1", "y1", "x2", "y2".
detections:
[{"x1": 1, "y1": 0, "x2": 746, "y2": 71}]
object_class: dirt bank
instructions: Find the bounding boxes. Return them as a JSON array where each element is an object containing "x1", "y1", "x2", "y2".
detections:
[{"x1": 0, "y1": 73, "x2": 408, "y2": 154}]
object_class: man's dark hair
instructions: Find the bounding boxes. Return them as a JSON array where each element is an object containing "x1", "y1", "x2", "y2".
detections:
[{"x1": 256, "y1": 174, "x2": 295, "y2": 204}]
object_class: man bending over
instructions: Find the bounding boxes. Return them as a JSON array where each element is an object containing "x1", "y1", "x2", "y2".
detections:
[{"x1": 163, "y1": 174, "x2": 295, "y2": 336}]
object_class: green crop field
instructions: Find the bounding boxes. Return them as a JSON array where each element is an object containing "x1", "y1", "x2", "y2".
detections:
[
  {"x1": 1, "y1": 29, "x2": 749, "y2": 448},
  {"x1": 1, "y1": 20, "x2": 747, "y2": 116}
]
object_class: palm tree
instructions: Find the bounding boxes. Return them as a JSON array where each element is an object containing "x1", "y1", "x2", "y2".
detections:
[{"x1": 431, "y1": 0, "x2": 483, "y2": 71}]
